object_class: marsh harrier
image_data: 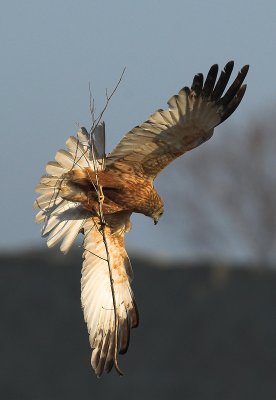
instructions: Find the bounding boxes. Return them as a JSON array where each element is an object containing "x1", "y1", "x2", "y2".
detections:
[{"x1": 34, "y1": 61, "x2": 249, "y2": 376}]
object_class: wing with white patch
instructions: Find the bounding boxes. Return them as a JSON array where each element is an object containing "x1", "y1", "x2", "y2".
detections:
[
  {"x1": 34, "y1": 125, "x2": 106, "y2": 253},
  {"x1": 81, "y1": 213, "x2": 138, "y2": 377},
  {"x1": 107, "y1": 61, "x2": 249, "y2": 179}
]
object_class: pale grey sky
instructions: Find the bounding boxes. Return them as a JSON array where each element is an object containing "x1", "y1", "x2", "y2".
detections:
[{"x1": 1, "y1": 0, "x2": 275, "y2": 260}]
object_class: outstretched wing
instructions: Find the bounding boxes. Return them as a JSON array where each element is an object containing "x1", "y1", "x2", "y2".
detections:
[
  {"x1": 34, "y1": 125, "x2": 105, "y2": 254},
  {"x1": 107, "y1": 61, "x2": 249, "y2": 179},
  {"x1": 81, "y1": 213, "x2": 138, "y2": 377},
  {"x1": 35, "y1": 125, "x2": 138, "y2": 377}
]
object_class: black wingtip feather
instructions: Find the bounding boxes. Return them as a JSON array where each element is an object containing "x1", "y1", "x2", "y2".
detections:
[
  {"x1": 131, "y1": 298, "x2": 139, "y2": 328},
  {"x1": 191, "y1": 73, "x2": 204, "y2": 95},
  {"x1": 220, "y1": 84, "x2": 247, "y2": 124},
  {"x1": 104, "y1": 359, "x2": 114, "y2": 374},
  {"x1": 226, "y1": 60, "x2": 235, "y2": 69},
  {"x1": 211, "y1": 61, "x2": 235, "y2": 100},
  {"x1": 202, "y1": 63, "x2": 219, "y2": 97},
  {"x1": 119, "y1": 317, "x2": 130, "y2": 354},
  {"x1": 191, "y1": 61, "x2": 249, "y2": 126},
  {"x1": 220, "y1": 64, "x2": 249, "y2": 106}
]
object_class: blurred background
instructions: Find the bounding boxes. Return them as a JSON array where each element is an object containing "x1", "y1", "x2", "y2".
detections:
[{"x1": 1, "y1": 1, "x2": 275, "y2": 399}]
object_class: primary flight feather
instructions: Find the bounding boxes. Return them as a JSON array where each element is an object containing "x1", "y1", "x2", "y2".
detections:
[{"x1": 34, "y1": 61, "x2": 249, "y2": 377}]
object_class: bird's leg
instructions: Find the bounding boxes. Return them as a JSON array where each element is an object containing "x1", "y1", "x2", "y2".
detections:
[
  {"x1": 98, "y1": 185, "x2": 105, "y2": 204},
  {"x1": 97, "y1": 185, "x2": 106, "y2": 231}
]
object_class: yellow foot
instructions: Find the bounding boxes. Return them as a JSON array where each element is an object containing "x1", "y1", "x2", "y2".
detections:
[
  {"x1": 98, "y1": 185, "x2": 104, "y2": 204},
  {"x1": 98, "y1": 195, "x2": 104, "y2": 203}
]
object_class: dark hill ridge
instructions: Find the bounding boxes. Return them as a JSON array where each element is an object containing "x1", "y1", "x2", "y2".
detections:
[{"x1": 0, "y1": 249, "x2": 275, "y2": 400}]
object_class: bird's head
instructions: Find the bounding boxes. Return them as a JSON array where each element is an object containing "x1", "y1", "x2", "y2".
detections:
[
  {"x1": 152, "y1": 206, "x2": 164, "y2": 225},
  {"x1": 145, "y1": 188, "x2": 164, "y2": 225}
]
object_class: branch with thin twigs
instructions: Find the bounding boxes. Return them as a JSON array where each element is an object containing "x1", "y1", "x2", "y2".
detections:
[
  {"x1": 85, "y1": 68, "x2": 126, "y2": 376},
  {"x1": 88, "y1": 67, "x2": 126, "y2": 136},
  {"x1": 37, "y1": 69, "x2": 126, "y2": 376}
]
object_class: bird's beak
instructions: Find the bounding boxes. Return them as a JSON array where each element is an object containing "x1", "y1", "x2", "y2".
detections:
[{"x1": 154, "y1": 219, "x2": 158, "y2": 225}]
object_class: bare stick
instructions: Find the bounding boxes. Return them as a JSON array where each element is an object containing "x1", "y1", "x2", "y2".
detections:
[
  {"x1": 88, "y1": 67, "x2": 126, "y2": 135},
  {"x1": 86, "y1": 69, "x2": 126, "y2": 375},
  {"x1": 88, "y1": 82, "x2": 95, "y2": 124},
  {"x1": 98, "y1": 191, "x2": 123, "y2": 376},
  {"x1": 87, "y1": 144, "x2": 123, "y2": 376}
]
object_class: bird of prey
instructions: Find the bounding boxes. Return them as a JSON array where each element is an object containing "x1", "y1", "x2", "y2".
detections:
[{"x1": 34, "y1": 61, "x2": 249, "y2": 377}]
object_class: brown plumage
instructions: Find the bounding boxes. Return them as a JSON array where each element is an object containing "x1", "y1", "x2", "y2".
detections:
[{"x1": 34, "y1": 61, "x2": 249, "y2": 377}]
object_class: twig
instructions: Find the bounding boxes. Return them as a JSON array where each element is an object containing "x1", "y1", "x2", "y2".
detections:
[
  {"x1": 87, "y1": 145, "x2": 123, "y2": 376},
  {"x1": 88, "y1": 83, "x2": 95, "y2": 124},
  {"x1": 88, "y1": 67, "x2": 126, "y2": 135},
  {"x1": 41, "y1": 69, "x2": 125, "y2": 376},
  {"x1": 98, "y1": 196, "x2": 123, "y2": 376},
  {"x1": 86, "y1": 69, "x2": 126, "y2": 376}
]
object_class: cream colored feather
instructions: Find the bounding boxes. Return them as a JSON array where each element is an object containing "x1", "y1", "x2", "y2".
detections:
[
  {"x1": 107, "y1": 62, "x2": 248, "y2": 179},
  {"x1": 81, "y1": 214, "x2": 138, "y2": 377},
  {"x1": 34, "y1": 125, "x2": 106, "y2": 254}
]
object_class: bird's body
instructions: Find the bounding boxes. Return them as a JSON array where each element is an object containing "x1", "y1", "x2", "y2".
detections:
[
  {"x1": 34, "y1": 61, "x2": 249, "y2": 377},
  {"x1": 60, "y1": 167, "x2": 162, "y2": 218}
]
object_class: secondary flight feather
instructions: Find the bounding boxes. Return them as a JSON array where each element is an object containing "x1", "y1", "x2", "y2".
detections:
[{"x1": 34, "y1": 61, "x2": 249, "y2": 377}]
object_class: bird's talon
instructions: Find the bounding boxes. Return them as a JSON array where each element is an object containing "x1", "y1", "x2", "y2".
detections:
[{"x1": 98, "y1": 195, "x2": 105, "y2": 204}]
